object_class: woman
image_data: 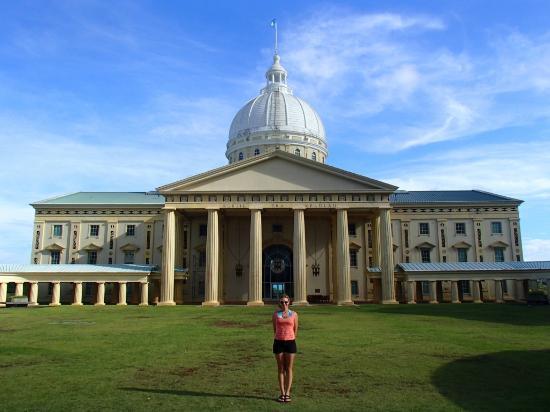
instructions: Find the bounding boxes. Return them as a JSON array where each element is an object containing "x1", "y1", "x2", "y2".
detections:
[{"x1": 272, "y1": 294, "x2": 298, "y2": 403}]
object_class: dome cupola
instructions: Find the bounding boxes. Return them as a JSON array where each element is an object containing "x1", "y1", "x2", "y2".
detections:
[{"x1": 226, "y1": 53, "x2": 328, "y2": 164}]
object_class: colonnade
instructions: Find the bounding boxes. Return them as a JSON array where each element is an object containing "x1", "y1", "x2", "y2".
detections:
[
  {"x1": 0, "y1": 281, "x2": 149, "y2": 307},
  {"x1": 159, "y1": 207, "x2": 397, "y2": 306},
  {"x1": 403, "y1": 279, "x2": 533, "y2": 304}
]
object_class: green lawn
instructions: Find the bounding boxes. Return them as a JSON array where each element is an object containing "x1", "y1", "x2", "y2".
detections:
[{"x1": 1, "y1": 304, "x2": 549, "y2": 411}]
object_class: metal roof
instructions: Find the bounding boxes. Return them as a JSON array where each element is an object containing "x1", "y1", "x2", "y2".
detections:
[
  {"x1": 390, "y1": 190, "x2": 522, "y2": 205},
  {"x1": 0, "y1": 264, "x2": 155, "y2": 274},
  {"x1": 32, "y1": 192, "x2": 165, "y2": 206},
  {"x1": 398, "y1": 261, "x2": 550, "y2": 272}
]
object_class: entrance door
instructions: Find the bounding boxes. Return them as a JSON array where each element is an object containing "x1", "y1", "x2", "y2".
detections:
[{"x1": 263, "y1": 244, "x2": 293, "y2": 300}]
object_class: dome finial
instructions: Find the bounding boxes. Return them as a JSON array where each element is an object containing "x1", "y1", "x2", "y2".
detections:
[{"x1": 270, "y1": 18, "x2": 278, "y2": 55}]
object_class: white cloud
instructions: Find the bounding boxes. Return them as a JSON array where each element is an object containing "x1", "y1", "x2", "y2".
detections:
[
  {"x1": 282, "y1": 10, "x2": 550, "y2": 152},
  {"x1": 523, "y1": 239, "x2": 550, "y2": 261},
  {"x1": 382, "y1": 140, "x2": 550, "y2": 199}
]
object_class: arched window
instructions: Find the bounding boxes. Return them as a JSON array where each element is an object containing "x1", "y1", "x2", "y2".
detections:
[
  {"x1": 238, "y1": 152, "x2": 244, "y2": 161},
  {"x1": 254, "y1": 148, "x2": 260, "y2": 156},
  {"x1": 312, "y1": 152, "x2": 317, "y2": 161},
  {"x1": 294, "y1": 148, "x2": 300, "y2": 156}
]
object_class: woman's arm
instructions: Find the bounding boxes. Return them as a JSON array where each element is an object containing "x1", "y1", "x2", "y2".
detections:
[{"x1": 293, "y1": 312, "x2": 298, "y2": 338}]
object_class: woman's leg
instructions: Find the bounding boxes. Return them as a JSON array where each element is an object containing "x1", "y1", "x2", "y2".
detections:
[
  {"x1": 275, "y1": 353, "x2": 286, "y2": 397},
  {"x1": 283, "y1": 353, "x2": 295, "y2": 397}
]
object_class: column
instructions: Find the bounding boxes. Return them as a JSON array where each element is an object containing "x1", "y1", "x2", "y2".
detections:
[
  {"x1": 159, "y1": 209, "x2": 176, "y2": 305},
  {"x1": 72, "y1": 282, "x2": 83, "y2": 305},
  {"x1": 451, "y1": 281, "x2": 461, "y2": 303},
  {"x1": 247, "y1": 209, "x2": 263, "y2": 306},
  {"x1": 472, "y1": 280, "x2": 482, "y2": 303},
  {"x1": 336, "y1": 209, "x2": 353, "y2": 305},
  {"x1": 407, "y1": 281, "x2": 416, "y2": 304},
  {"x1": 515, "y1": 279, "x2": 525, "y2": 302},
  {"x1": 372, "y1": 215, "x2": 381, "y2": 267},
  {"x1": 293, "y1": 209, "x2": 308, "y2": 305},
  {"x1": 140, "y1": 282, "x2": 149, "y2": 306},
  {"x1": 0, "y1": 282, "x2": 8, "y2": 307},
  {"x1": 379, "y1": 209, "x2": 397, "y2": 304},
  {"x1": 29, "y1": 282, "x2": 39, "y2": 306},
  {"x1": 95, "y1": 281, "x2": 105, "y2": 306},
  {"x1": 50, "y1": 282, "x2": 61, "y2": 306},
  {"x1": 494, "y1": 280, "x2": 504, "y2": 303},
  {"x1": 117, "y1": 282, "x2": 127, "y2": 305},
  {"x1": 203, "y1": 209, "x2": 220, "y2": 306},
  {"x1": 15, "y1": 282, "x2": 24, "y2": 296},
  {"x1": 429, "y1": 281, "x2": 438, "y2": 304}
]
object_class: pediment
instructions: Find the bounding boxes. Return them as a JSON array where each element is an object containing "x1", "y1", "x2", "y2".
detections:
[
  {"x1": 81, "y1": 243, "x2": 103, "y2": 251},
  {"x1": 416, "y1": 241, "x2": 437, "y2": 249},
  {"x1": 120, "y1": 243, "x2": 140, "y2": 252},
  {"x1": 452, "y1": 241, "x2": 472, "y2": 249},
  {"x1": 489, "y1": 240, "x2": 509, "y2": 248},
  {"x1": 44, "y1": 243, "x2": 64, "y2": 251},
  {"x1": 157, "y1": 152, "x2": 397, "y2": 193},
  {"x1": 349, "y1": 241, "x2": 362, "y2": 250}
]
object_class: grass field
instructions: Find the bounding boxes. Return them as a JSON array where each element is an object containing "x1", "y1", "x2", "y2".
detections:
[{"x1": 1, "y1": 304, "x2": 549, "y2": 411}]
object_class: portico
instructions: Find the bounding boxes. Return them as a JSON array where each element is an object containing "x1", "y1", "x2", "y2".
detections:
[{"x1": 157, "y1": 151, "x2": 398, "y2": 305}]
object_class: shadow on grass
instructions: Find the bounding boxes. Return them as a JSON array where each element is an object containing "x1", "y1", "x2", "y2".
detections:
[
  {"x1": 119, "y1": 387, "x2": 273, "y2": 402},
  {"x1": 370, "y1": 304, "x2": 550, "y2": 326},
  {"x1": 432, "y1": 350, "x2": 550, "y2": 411}
]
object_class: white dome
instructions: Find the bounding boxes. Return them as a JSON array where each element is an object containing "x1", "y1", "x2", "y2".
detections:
[
  {"x1": 226, "y1": 54, "x2": 328, "y2": 164},
  {"x1": 228, "y1": 92, "x2": 326, "y2": 141}
]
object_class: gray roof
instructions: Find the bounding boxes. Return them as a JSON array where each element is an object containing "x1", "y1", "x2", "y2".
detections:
[
  {"x1": 32, "y1": 192, "x2": 165, "y2": 206},
  {"x1": 0, "y1": 264, "x2": 155, "y2": 274},
  {"x1": 398, "y1": 261, "x2": 550, "y2": 272},
  {"x1": 390, "y1": 190, "x2": 522, "y2": 205}
]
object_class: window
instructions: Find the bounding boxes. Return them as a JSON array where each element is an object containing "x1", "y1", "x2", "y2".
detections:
[
  {"x1": 352, "y1": 194, "x2": 361, "y2": 201},
  {"x1": 461, "y1": 280, "x2": 471, "y2": 295},
  {"x1": 351, "y1": 280, "x2": 359, "y2": 296},
  {"x1": 238, "y1": 152, "x2": 243, "y2": 161},
  {"x1": 494, "y1": 247, "x2": 505, "y2": 262},
  {"x1": 199, "y1": 224, "x2": 207, "y2": 237},
  {"x1": 146, "y1": 231, "x2": 151, "y2": 249},
  {"x1": 294, "y1": 148, "x2": 300, "y2": 156},
  {"x1": 199, "y1": 250, "x2": 206, "y2": 267},
  {"x1": 367, "y1": 230, "x2": 372, "y2": 248},
  {"x1": 491, "y1": 222, "x2": 503, "y2": 234},
  {"x1": 254, "y1": 148, "x2": 260, "y2": 156},
  {"x1": 108, "y1": 257, "x2": 113, "y2": 264},
  {"x1": 124, "y1": 251, "x2": 135, "y2": 264},
  {"x1": 53, "y1": 225, "x2": 63, "y2": 237},
  {"x1": 455, "y1": 222, "x2": 466, "y2": 235},
  {"x1": 457, "y1": 248, "x2": 468, "y2": 262},
  {"x1": 420, "y1": 248, "x2": 431, "y2": 263},
  {"x1": 50, "y1": 251, "x2": 60, "y2": 264},
  {"x1": 90, "y1": 225, "x2": 99, "y2": 237},
  {"x1": 419, "y1": 223, "x2": 429, "y2": 235},
  {"x1": 312, "y1": 152, "x2": 317, "y2": 161},
  {"x1": 87, "y1": 251, "x2": 97, "y2": 264},
  {"x1": 348, "y1": 223, "x2": 356, "y2": 236},
  {"x1": 126, "y1": 225, "x2": 136, "y2": 236},
  {"x1": 349, "y1": 250, "x2": 358, "y2": 267},
  {"x1": 421, "y1": 282, "x2": 430, "y2": 296},
  {"x1": 145, "y1": 257, "x2": 150, "y2": 265}
]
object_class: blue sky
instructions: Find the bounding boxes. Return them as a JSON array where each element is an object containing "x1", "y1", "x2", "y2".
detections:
[{"x1": 1, "y1": 0, "x2": 549, "y2": 263}]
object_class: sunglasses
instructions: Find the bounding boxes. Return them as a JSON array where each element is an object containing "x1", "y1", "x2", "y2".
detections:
[{"x1": 280, "y1": 301, "x2": 289, "y2": 305}]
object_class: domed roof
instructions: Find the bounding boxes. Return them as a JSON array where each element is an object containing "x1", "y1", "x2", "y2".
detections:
[
  {"x1": 226, "y1": 54, "x2": 328, "y2": 163},
  {"x1": 228, "y1": 91, "x2": 326, "y2": 141}
]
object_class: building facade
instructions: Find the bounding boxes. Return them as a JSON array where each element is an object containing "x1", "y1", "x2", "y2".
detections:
[{"x1": 2, "y1": 51, "x2": 547, "y2": 307}]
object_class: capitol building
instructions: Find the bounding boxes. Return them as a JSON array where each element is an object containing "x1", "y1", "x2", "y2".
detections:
[{"x1": 1, "y1": 50, "x2": 549, "y2": 307}]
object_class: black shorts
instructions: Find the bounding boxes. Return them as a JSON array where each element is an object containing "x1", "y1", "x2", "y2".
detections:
[{"x1": 273, "y1": 339, "x2": 297, "y2": 354}]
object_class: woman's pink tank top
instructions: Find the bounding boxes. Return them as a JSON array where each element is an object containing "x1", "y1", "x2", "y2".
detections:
[{"x1": 274, "y1": 310, "x2": 296, "y2": 341}]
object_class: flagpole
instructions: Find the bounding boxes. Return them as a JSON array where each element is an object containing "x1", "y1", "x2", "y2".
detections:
[{"x1": 275, "y1": 21, "x2": 278, "y2": 55}]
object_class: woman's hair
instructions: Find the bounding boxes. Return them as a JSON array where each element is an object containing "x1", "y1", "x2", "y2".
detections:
[{"x1": 279, "y1": 294, "x2": 291, "y2": 303}]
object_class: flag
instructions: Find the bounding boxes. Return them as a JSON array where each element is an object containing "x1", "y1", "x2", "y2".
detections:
[{"x1": 270, "y1": 18, "x2": 277, "y2": 28}]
